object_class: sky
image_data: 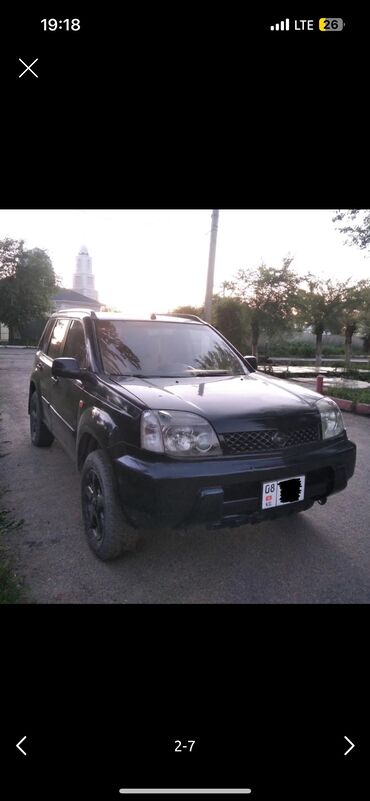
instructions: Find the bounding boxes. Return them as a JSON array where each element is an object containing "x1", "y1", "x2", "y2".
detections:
[{"x1": 0, "y1": 210, "x2": 369, "y2": 316}]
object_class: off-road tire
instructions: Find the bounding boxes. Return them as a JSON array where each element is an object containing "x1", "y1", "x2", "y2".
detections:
[
  {"x1": 30, "y1": 391, "x2": 54, "y2": 447},
  {"x1": 81, "y1": 449, "x2": 139, "y2": 561}
]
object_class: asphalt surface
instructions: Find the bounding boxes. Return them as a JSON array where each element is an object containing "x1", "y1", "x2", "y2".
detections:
[{"x1": 1, "y1": 347, "x2": 370, "y2": 604}]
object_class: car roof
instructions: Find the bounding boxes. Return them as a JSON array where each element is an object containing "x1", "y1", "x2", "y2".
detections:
[{"x1": 51, "y1": 310, "x2": 204, "y2": 324}]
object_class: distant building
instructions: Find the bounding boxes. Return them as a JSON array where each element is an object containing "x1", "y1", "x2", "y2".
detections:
[
  {"x1": 72, "y1": 245, "x2": 98, "y2": 301},
  {"x1": 52, "y1": 287, "x2": 102, "y2": 312},
  {"x1": 52, "y1": 245, "x2": 103, "y2": 311}
]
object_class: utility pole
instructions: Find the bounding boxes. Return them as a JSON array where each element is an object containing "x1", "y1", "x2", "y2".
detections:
[{"x1": 204, "y1": 209, "x2": 219, "y2": 322}]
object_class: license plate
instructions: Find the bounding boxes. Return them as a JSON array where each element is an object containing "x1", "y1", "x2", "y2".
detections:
[{"x1": 262, "y1": 475, "x2": 305, "y2": 509}]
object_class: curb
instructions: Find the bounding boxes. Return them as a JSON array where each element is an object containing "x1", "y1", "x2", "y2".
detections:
[
  {"x1": 329, "y1": 396, "x2": 370, "y2": 416},
  {"x1": 355, "y1": 402, "x2": 370, "y2": 416},
  {"x1": 331, "y1": 397, "x2": 354, "y2": 413}
]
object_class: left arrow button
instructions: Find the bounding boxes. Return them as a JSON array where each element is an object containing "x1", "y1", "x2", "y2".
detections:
[{"x1": 16, "y1": 736, "x2": 27, "y2": 756}]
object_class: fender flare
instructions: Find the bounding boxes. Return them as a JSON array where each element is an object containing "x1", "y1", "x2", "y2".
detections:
[{"x1": 77, "y1": 406, "x2": 119, "y2": 463}]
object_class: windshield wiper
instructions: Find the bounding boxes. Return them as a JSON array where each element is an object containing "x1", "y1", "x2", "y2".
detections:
[
  {"x1": 112, "y1": 370, "x2": 240, "y2": 379},
  {"x1": 184, "y1": 369, "x2": 235, "y2": 376}
]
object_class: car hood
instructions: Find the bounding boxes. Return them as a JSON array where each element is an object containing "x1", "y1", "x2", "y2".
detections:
[{"x1": 109, "y1": 373, "x2": 322, "y2": 433}]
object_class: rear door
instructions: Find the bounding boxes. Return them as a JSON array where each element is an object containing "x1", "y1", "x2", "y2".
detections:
[
  {"x1": 37, "y1": 317, "x2": 70, "y2": 431},
  {"x1": 50, "y1": 319, "x2": 89, "y2": 459}
]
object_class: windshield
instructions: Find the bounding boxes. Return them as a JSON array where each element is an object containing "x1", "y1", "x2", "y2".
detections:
[{"x1": 95, "y1": 320, "x2": 248, "y2": 377}]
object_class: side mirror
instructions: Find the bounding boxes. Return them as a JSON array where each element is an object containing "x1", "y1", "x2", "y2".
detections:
[
  {"x1": 244, "y1": 355, "x2": 257, "y2": 372},
  {"x1": 52, "y1": 357, "x2": 82, "y2": 379}
]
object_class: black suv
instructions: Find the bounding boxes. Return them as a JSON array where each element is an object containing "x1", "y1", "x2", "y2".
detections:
[{"x1": 29, "y1": 310, "x2": 356, "y2": 560}]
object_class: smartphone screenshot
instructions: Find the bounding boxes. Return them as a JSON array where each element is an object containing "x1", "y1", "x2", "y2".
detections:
[{"x1": 1, "y1": 8, "x2": 368, "y2": 800}]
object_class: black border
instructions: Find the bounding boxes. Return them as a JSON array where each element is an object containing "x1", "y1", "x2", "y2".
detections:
[
  {"x1": 2, "y1": 8, "x2": 369, "y2": 797},
  {"x1": 2, "y1": 604, "x2": 369, "y2": 799},
  {"x1": 2, "y1": 7, "x2": 369, "y2": 208}
]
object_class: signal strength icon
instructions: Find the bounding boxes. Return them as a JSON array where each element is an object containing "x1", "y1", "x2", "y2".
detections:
[{"x1": 270, "y1": 18, "x2": 290, "y2": 31}]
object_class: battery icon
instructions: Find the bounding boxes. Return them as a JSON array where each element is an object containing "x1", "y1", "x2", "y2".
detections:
[{"x1": 319, "y1": 18, "x2": 344, "y2": 30}]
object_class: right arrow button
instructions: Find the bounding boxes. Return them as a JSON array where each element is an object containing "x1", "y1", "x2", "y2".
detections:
[{"x1": 344, "y1": 736, "x2": 355, "y2": 756}]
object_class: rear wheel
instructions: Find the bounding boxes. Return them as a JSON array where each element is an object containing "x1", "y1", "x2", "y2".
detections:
[
  {"x1": 30, "y1": 391, "x2": 54, "y2": 447},
  {"x1": 81, "y1": 450, "x2": 139, "y2": 561}
]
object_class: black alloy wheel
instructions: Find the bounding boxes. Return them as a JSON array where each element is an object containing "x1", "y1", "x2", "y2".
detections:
[
  {"x1": 83, "y1": 469, "x2": 105, "y2": 548},
  {"x1": 81, "y1": 450, "x2": 139, "y2": 560}
]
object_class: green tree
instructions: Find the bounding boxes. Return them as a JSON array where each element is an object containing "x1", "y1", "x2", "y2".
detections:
[
  {"x1": 172, "y1": 304, "x2": 204, "y2": 318},
  {"x1": 340, "y1": 279, "x2": 370, "y2": 361},
  {"x1": 333, "y1": 210, "x2": 370, "y2": 250},
  {"x1": 224, "y1": 258, "x2": 300, "y2": 359},
  {"x1": 356, "y1": 280, "x2": 370, "y2": 354},
  {"x1": 295, "y1": 275, "x2": 343, "y2": 368},
  {"x1": 211, "y1": 295, "x2": 251, "y2": 353},
  {"x1": 0, "y1": 238, "x2": 24, "y2": 278},
  {"x1": 0, "y1": 239, "x2": 56, "y2": 342},
  {"x1": 336, "y1": 281, "x2": 365, "y2": 369},
  {"x1": 172, "y1": 297, "x2": 251, "y2": 354}
]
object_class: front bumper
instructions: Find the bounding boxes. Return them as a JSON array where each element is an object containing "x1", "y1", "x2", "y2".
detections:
[{"x1": 113, "y1": 435, "x2": 356, "y2": 529}]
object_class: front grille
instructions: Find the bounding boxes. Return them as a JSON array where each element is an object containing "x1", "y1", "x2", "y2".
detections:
[{"x1": 223, "y1": 424, "x2": 320, "y2": 454}]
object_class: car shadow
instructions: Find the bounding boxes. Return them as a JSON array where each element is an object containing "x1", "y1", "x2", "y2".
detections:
[{"x1": 101, "y1": 509, "x2": 370, "y2": 604}]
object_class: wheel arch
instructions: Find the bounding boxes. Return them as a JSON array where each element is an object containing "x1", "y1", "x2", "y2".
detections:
[{"x1": 77, "y1": 431, "x2": 101, "y2": 471}]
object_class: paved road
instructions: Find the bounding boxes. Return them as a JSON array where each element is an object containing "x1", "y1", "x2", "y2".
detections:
[{"x1": 1, "y1": 347, "x2": 370, "y2": 604}]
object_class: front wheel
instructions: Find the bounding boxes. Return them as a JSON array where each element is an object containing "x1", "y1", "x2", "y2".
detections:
[{"x1": 81, "y1": 450, "x2": 139, "y2": 561}]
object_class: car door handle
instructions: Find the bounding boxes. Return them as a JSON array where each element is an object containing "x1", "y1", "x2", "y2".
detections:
[{"x1": 51, "y1": 376, "x2": 59, "y2": 383}]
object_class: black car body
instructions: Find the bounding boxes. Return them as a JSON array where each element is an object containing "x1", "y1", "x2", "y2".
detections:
[{"x1": 28, "y1": 310, "x2": 356, "y2": 559}]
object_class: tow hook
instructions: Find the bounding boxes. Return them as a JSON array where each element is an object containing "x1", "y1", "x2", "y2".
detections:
[{"x1": 318, "y1": 497, "x2": 327, "y2": 506}]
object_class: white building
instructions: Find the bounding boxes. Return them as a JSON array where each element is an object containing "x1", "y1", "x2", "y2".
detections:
[{"x1": 72, "y1": 245, "x2": 98, "y2": 301}]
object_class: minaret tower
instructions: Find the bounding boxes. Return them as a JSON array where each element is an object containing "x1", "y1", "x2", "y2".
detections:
[{"x1": 73, "y1": 245, "x2": 98, "y2": 301}]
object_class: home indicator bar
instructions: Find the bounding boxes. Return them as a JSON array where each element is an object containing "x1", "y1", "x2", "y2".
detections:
[{"x1": 120, "y1": 787, "x2": 252, "y2": 795}]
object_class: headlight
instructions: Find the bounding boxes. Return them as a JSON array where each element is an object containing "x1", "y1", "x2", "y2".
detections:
[
  {"x1": 140, "y1": 410, "x2": 222, "y2": 457},
  {"x1": 316, "y1": 397, "x2": 344, "y2": 439}
]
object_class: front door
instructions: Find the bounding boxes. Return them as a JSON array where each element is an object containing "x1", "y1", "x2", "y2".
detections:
[
  {"x1": 50, "y1": 319, "x2": 89, "y2": 459},
  {"x1": 41, "y1": 318, "x2": 70, "y2": 431}
]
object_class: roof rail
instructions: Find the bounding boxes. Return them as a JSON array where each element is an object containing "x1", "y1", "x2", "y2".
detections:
[
  {"x1": 54, "y1": 308, "x2": 98, "y2": 317},
  {"x1": 150, "y1": 312, "x2": 204, "y2": 323}
]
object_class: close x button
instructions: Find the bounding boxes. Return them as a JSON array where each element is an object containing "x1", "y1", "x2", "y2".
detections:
[{"x1": 18, "y1": 58, "x2": 38, "y2": 78}]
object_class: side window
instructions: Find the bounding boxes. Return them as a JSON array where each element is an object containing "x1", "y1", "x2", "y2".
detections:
[
  {"x1": 38, "y1": 318, "x2": 55, "y2": 353},
  {"x1": 63, "y1": 320, "x2": 88, "y2": 368},
  {"x1": 46, "y1": 319, "x2": 70, "y2": 359}
]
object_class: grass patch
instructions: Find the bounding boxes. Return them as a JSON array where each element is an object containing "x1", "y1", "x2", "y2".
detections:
[
  {"x1": 265, "y1": 342, "x2": 365, "y2": 358},
  {"x1": 338, "y1": 369, "x2": 370, "y2": 382},
  {"x1": 0, "y1": 406, "x2": 24, "y2": 603},
  {"x1": 0, "y1": 504, "x2": 24, "y2": 604},
  {"x1": 324, "y1": 387, "x2": 370, "y2": 404}
]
